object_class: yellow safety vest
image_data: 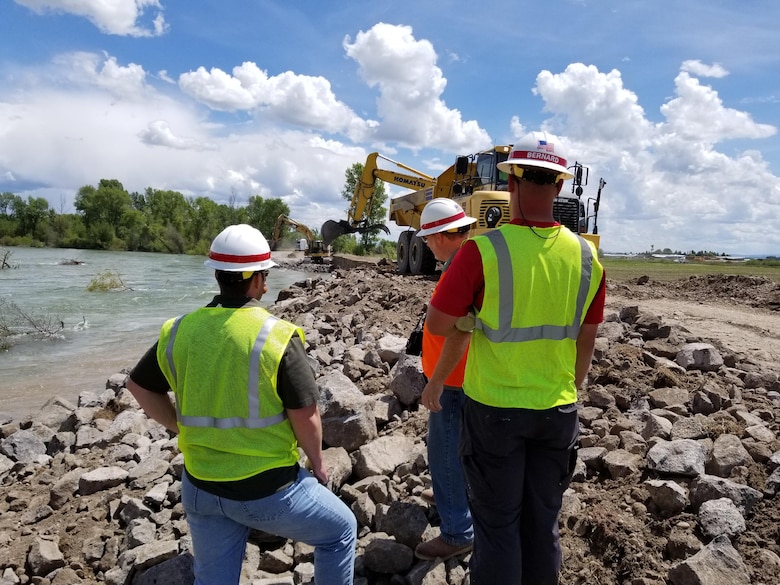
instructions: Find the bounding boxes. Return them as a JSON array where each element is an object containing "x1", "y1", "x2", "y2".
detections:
[
  {"x1": 464, "y1": 225, "x2": 603, "y2": 409},
  {"x1": 157, "y1": 306, "x2": 303, "y2": 481}
]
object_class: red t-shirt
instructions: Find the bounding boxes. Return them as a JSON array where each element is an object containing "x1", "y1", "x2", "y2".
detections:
[{"x1": 431, "y1": 221, "x2": 606, "y2": 323}]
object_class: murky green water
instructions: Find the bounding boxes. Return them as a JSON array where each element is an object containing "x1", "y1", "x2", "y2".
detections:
[{"x1": 0, "y1": 247, "x2": 320, "y2": 419}]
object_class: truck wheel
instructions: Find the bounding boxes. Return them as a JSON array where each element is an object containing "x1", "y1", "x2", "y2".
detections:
[
  {"x1": 397, "y1": 231, "x2": 412, "y2": 274},
  {"x1": 409, "y1": 234, "x2": 436, "y2": 274}
]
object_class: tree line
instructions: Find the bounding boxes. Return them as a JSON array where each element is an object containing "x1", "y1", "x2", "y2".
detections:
[
  {"x1": 0, "y1": 164, "x2": 391, "y2": 257},
  {"x1": 0, "y1": 180, "x2": 295, "y2": 255}
]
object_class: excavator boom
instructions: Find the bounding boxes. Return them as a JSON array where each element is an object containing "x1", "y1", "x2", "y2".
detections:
[{"x1": 322, "y1": 152, "x2": 435, "y2": 247}]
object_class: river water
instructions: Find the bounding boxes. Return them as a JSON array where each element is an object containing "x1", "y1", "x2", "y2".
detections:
[{"x1": 0, "y1": 247, "x2": 322, "y2": 420}]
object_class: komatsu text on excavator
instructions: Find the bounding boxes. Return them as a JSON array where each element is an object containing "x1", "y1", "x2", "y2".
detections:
[{"x1": 322, "y1": 145, "x2": 604, "y2": 275}]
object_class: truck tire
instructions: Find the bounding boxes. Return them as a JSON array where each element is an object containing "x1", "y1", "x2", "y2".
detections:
[
  {"x1": 409, "y1": 234, "x2": 436, "y2": 275},
  {"x1": 397, "y1": 231, "x2": 412, "y2": 274}
]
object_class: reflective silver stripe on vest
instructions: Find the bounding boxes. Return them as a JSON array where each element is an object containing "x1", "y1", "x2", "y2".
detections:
[
  {"x1": 167, "y1": 313, "x2": 288, "y2": 429},
  {"x1": 474, "y1": 230, "x2": 593, "y2": 343}
]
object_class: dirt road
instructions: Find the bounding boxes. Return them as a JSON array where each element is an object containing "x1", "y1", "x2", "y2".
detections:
[
  {"x1": 607, "y1": 275, "x2": 780, "y2": 372},
  {"x1": 607, "y1": 294, "x2": 780, "y2": 365}
]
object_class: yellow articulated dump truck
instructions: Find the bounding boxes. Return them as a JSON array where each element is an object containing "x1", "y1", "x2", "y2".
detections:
[{"x1": 322, "y1": 148, "x2": 604, "y2": 275}]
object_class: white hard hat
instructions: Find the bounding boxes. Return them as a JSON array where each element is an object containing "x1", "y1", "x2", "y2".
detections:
[
  {"x1": 416, "y1": 198, "x2": 477, "y2": 237},
  {"x1": 497, "y1": 131, "x2": 574, "y2": 181},
  {"x1": 204, "y1": 224, "x2": 277, "y2": 272}
]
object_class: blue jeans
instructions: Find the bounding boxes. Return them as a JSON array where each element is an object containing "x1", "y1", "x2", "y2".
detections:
[
  {"x1": 428, "y1": 387, "x2": 473, "y2": 546},
  {"x1": 181, "y1": 467, "x2": 357, "y2": 585}
]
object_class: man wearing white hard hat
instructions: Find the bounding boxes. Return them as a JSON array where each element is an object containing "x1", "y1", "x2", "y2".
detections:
[
  {"x1": 127, "y1": 224, "x2": 357, "y2": 585},
  {"x1": 426, "y1": 132, "x2": 606, "y2": 584},
  {"x1": 414, "y1": 198, "x2": 475, "y2": 562}
]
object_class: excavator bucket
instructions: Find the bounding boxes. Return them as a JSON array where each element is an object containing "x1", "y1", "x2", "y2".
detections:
[
  {"x1": 321, "y1": 220, "x2": 390, "y2": 247},
  {"x1": 321, "y1": 220, "x2": 350, "y2": 247}
]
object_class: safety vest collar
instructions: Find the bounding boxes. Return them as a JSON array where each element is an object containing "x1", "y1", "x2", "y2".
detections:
[{"x1": 206, "y1": 295, "x2": 263, "y2": 309}]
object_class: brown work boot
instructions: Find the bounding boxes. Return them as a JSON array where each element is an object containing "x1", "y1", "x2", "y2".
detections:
[{"x1": 414, "y1": 536, "x2": 473, "y2": 561}]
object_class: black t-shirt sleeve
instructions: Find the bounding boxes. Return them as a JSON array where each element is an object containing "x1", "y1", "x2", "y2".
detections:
[
  {"x1": 277, "y1": 335, "x2": 320, "y2": 409},
  {"x1": 129, "y1": 341, "x2": 171, "y2": 394}
]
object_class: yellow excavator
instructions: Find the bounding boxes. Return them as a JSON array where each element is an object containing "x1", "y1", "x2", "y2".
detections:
[
  {"x1": 322, "y1": 148, "x2": 604, "y2": 274},
  {"x1": 270, "y1": 215, "x2": 329, "y2": 264}
]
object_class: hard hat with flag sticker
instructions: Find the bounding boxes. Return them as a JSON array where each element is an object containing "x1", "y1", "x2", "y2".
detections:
[
  {"x1": 497, "y1": 131, "x2": 574, "y2": 181},
  {"x1": 416, "y1": 198, "x2": 476, "y2": 237},
  {"x1": 204, "y1": 224, "x2": 277, "y2": 272}
]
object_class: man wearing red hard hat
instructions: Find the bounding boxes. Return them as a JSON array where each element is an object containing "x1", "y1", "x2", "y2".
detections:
[{"x1": 427, "y1": 132, "x2": 606, "y2": 585}]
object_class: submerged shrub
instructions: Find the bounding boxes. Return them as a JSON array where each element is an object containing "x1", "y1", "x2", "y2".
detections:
[{"x1": 87, "y1": 270, "x2": 129, "y2": 292}]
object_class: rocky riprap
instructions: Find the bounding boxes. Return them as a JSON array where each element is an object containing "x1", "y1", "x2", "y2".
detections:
[{"x1": 1, "y1": 267, "x2": 780, "y2": 585}]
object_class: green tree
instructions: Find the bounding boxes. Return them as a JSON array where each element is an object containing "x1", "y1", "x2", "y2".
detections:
[
  {"x1": 74, "y1": 180, "x2": 133, "y2": 249},
  {"x1": 375, "y1": 238, "x2": 397, "y2": 259},
  {"x1": 75, "y1": 179, "x2": 132, "y2": 239},
  {"x1": 188, "y1": 197, "x2": 222, "y2": 253},
  {"x1": 145, "y1": 188, "x2": 190, "y2": 231},
  {"x1": 341, "y1": 162, "x2": 388, "y2": 248},
  {"x1": 161, "y1": 223, "x2": 187, "y2": 254},
  {"x1": 91, "y1": 221, "x2": 116, "y2": 249},
  {"x1": 142, "y1": 188, "x2": 191, "y2": 252},
  {"x1": 219, "y1": 191, "x2": 247, "y2": 226},
  {"x1": 0, "y1": 192, "x2": 17, "y2": 215},
  {"x1": 52, "y1": 213, "x2": 86, "y2": 248},
  {"x1": 11, "y1": 196, "x2": 50, "y2": 237},
  {"x1": 0, "y1": 194, "x2": 21, "y2": 241},
  {"x1": 130, "y1": 190, "x2": 147, "y2": 213},
  {"x1": 186, "y1": 197, "x2": 249, "y2": 253},
  {"x1": 330, "y1": 233, "x2": 358, "y2": 254},
  {"x1": 5, "y1": 195, "x2": 23, "y2": 232},
  {"x1": 245, "y1": 196, "x2": 290, "y2": 237},
  {"x1": 118, "y1": 208, "x2": 150, "y2": 251}
]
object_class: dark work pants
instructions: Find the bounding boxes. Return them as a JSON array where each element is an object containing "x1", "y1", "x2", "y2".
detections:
[{"x1": 460, "y1": 396, "x2": 579, "y2": 585}]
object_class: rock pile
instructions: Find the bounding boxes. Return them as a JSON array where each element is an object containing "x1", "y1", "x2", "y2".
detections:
[{"x1": 1, "y1": 267, "x2": 780, "y2": 585}]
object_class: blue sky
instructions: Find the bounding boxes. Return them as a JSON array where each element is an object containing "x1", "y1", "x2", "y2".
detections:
[{"x1": 1, "y1": 0, "x2": 779, "y2": 255}]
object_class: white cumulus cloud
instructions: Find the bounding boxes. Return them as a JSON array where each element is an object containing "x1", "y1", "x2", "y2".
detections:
[
  {"x1": 14, "y1": 0, "x2": 167, "y2": 37},
  {"x1": 525, "y1": 61, "x2": 779, "y2": 254},
  {"x1": 534, "y1": 64, "x2": 654, "y2": 146},
  {"x1": 661, "y1": 71, "x2": 776, "y2": 143},
  {"x1": 51, "y1": 52, "x2": 148, "y2": 97},
  {"x1": 178, "y1": 62, "x2": 369, "y2": 140},
  {"x1": 343, "y1": 23, "x2": 492, "y2": 152},
  {"x1": 680, "y1": 60, "x2": 729, "y2": 78},
  {"x1": 138, "y1": 121, "x2": 217, "y2": 151}
]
